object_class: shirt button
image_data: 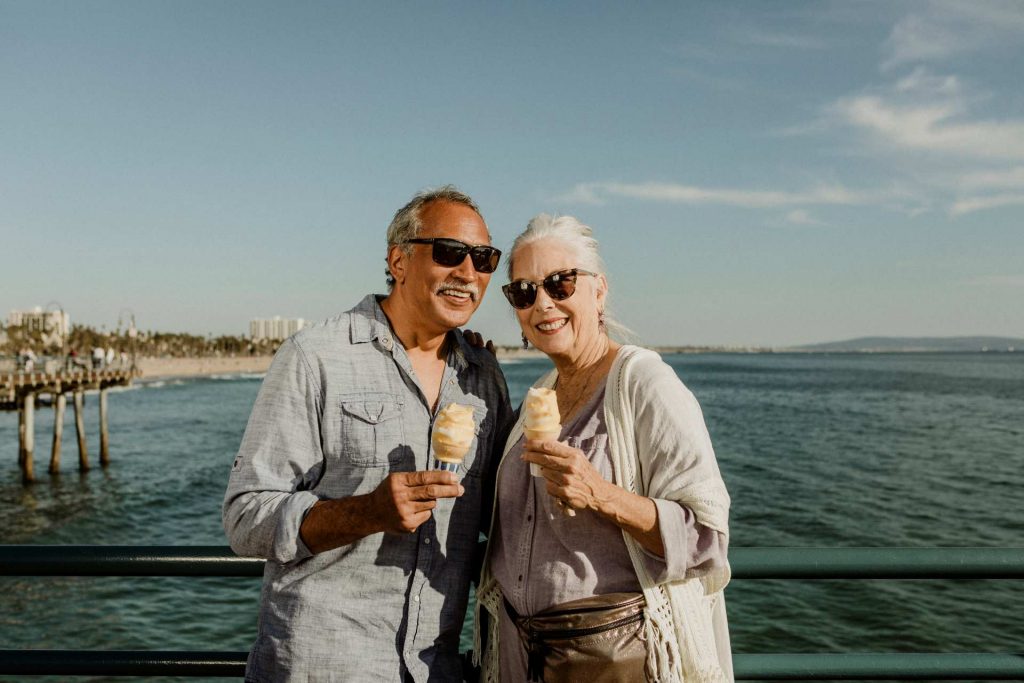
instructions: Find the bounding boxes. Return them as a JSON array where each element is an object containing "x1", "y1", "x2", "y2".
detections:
[
  {"x1": 518, "y1": 574, "x2": 523, "y2": 582},
  {"x1": 424, "y1": 538, "x2": 431, "y2": 545},
  {"x1": 414, "y1": 594, "x2": 420, "y2": 602},
  {"x1": 526, "y1": 515, "x2": 532, "y2": 522}
]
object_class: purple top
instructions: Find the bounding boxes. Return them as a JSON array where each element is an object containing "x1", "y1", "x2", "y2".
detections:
[
  {"x1": 489, "y1": 383, "x2": 727, "y2": 678},
  {"x1": 489, "y1": 382, "x2": 724, "y2": 606}
]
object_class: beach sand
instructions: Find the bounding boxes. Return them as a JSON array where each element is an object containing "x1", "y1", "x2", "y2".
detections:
[{"x1": 137, "y1": 356, "x2": 273, "y2": 380}]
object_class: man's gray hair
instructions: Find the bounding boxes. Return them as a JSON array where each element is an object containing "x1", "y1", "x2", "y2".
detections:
[
  {"x1": 507, "y1": 213, "x2": 634, "y2": 342},
  {"x1": 384, "y1": 185, "x2": 484, "y2": 289}
]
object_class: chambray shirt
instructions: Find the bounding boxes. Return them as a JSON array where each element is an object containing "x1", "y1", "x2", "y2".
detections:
[{"x1": 223, "y1": 295, "x2": 512, "y2": 683}]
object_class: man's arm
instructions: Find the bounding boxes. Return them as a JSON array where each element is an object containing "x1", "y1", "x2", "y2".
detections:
[
  {"x1": 222, "y1": 339, "x2": 325, "y2": 563},
  {"x1": 223, "y1": 338, "x2": 465, "y2": 562}
]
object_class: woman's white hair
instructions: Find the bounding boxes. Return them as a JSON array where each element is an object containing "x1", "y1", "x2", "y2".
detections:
[{"x1": 507, "y1": 214, "x2": 633, "y2": 342}]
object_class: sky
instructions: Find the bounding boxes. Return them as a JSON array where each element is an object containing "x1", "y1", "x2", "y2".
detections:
[{"x1": 2, "y1": 1, "x2": 1023, "y2": 347}]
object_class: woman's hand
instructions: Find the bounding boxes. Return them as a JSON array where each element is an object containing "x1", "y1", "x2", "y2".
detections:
[
  {"x1": 522, "y1": 439, "x2": 616, "y2": 513},
  {"x1": 523, "y1": 438, "x2": 665, "y2": 556},
  {"x1": 461, "y1": 328, "x2": 496, "y2": 356}
]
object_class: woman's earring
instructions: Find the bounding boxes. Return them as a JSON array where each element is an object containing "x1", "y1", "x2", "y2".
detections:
[{"x1": 522, "y1": 334, "x2": 529, "y2": 350}]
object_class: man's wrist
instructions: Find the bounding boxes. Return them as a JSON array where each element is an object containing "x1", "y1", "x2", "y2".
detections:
[{"x1": 300, "y1": 494, "x2": 381, "y2": 553}]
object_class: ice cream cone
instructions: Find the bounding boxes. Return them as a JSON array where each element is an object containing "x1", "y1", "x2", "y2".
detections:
[
  {"x1": 523, "y1": 427, "x2": 561, "y2": 476},
  {"x1": 432, "y1": 403, "x2": 475, "y2": 476}
]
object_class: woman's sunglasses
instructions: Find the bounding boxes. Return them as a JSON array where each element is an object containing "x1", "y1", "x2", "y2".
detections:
[
  {"x1": 404, "y1": 238, "x2": 502, "y2": 273},
  {"x1": 502, "y1": 269, "x2": 597, "y2": 309}
]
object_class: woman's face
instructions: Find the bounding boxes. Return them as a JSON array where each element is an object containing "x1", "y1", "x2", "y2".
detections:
[{"x1": 509, "y1": 238, "x2": 606, "y2": 362}]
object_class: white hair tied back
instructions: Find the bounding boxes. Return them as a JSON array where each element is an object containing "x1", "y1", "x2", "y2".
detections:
[{"x1": 507, "y1": 213, "x2": 634, "y2": 343}]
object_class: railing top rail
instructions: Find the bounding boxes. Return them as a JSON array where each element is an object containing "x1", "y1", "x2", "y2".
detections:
[{"x1": 2, "y1": 545, "x2": 1023, "y2": 578}]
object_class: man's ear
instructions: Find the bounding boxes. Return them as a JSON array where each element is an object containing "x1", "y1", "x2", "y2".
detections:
[{"x1": 387, "y1": 245, "x2": 407, "y2": 286}]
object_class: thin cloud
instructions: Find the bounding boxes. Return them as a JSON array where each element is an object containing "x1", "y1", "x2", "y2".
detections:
[
  {"x1": 950, "y1": 193, "x2": 1024, "y2": 216},
  {"x1": 784, "y1": 209, "x2": 827, "y2": 226},
  {"x1": 884, "y1": 12, "x2": 970, "y2": 67},
  {"x1": 834, "y1": 96, "x2": 1024, "y2": 161},
  {"x1": 894, "y1": 67, "x2": 960, "y2": 96},
  {"x1": 556, "y1": 181, "x2": 867, "y2": 209},
  {"x1": 552, "y1": 184, "x2": 606, "y2": 205},
  {"x1": 958, "y1": 167, "x2": 1024, "y2": 190},
  {"x1": 883, "y1": 0, "x2": 1024, "y2": 68}
]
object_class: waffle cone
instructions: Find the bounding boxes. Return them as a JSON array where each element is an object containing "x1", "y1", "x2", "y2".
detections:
[
  {"x1": 434, "y1": 443, "x2": 469, "y2": 464},
  {"x1": 524, "y1": 427, "x2": 561, "y2": 443},
  {"x1": 524, "y1": 427, "x2": 560, "y2": 476}
]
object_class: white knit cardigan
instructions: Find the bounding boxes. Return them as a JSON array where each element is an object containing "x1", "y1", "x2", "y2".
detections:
[{"x1": 474, "y1": 346, "x2": 734, "y2": 682}]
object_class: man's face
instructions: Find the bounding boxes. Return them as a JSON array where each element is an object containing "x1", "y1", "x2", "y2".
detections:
[{"x1": 392, "y1": 199, "x2": 493, "y2": 333}]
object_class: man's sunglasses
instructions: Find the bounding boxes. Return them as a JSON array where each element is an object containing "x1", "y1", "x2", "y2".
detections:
[
  {"x1": 502, "y1": 269, "x2": 597, "y2": 309},
  {"x1": 404, "y1": 238, "x2": 501, "y2": 273}
]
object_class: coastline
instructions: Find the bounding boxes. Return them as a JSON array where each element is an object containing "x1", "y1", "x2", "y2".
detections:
[
  {"x1": 131, "y1": 344, "x2": 1011, "y2": 381},
  {"x1": 136, "y1": 356, "x2": 273, "y2": 380}
]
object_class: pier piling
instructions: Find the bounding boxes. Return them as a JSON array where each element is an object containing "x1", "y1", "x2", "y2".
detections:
[
  {"x1": 73, "y1": 391, "x2": 89, "y2": 471},
  {"x1": 50, "y1": 393, "x2": 66, "y2": 474},
  {"x1": 22, "y1": 394, "x2": 36, "y2": 483},
  {"x1": 4, "y1": 368, "x2": 137, "y2": 481},
  {"x1": 17, "y1": 404, "x2": 25, "y2": 469},
  {"x1": 99, "y1": 389, "x2": 110, "y2": 467}
]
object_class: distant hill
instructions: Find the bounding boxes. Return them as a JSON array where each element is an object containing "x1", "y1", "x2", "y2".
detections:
[{"x1": 792, "y1": 336, "x2": 1023, "y2": 352}]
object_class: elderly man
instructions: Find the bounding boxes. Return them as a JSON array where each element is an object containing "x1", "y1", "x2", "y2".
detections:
[{"x1": 224, "y1": 186, "x2": 512, "y2": 682}]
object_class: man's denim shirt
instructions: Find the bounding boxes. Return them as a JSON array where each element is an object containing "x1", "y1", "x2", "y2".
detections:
[{"x1": 223, "y1": 295, "x2": 512, "y2": 682}]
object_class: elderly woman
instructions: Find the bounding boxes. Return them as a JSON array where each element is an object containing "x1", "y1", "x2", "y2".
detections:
[{"x1": 474, "y1": 215, "x2": 733, "y2": 682}]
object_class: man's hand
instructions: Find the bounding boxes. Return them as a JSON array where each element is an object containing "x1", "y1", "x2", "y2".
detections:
[
  {"x1": 300, "y1": 470, "x2": 465, "y2": 553},
  {"x1": 370, "y1": 470, "x2": 465, "y2": 534},
  {"x1": 462, "y1": 328, "x2": 496, "y2": 356}
]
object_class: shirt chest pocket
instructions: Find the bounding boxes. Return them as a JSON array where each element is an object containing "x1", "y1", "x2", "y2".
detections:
[{"x1": 339, "y1": 393, "x2": 406, "y2": 467}]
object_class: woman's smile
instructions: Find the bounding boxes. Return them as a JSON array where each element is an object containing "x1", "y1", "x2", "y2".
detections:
[{"x1": 536, "y1": 318, "x2": 568, "y2": 333}]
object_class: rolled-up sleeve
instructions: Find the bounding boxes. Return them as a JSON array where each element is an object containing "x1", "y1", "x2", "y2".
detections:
[
  {"x1": 639, "y1": 499, "x2": 729, "y2": 584},
  {"x1": 222, "y1": 339, "x2": 323, "y2": 564}
]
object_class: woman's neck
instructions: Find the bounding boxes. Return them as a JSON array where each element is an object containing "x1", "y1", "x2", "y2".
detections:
[{"x1": 553, "y1": 335, "x2": 618, "y2": 380}]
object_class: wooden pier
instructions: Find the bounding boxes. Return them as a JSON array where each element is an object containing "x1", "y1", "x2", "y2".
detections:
[{"x1": 1, "y1": 368, "x2": 139, "y2": 483}]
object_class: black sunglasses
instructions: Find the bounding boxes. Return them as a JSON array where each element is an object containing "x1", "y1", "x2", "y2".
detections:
[
  {"x1": 405, "y1": 238, "x2": 501, "y2": 273},
  {"x1": 502, "y1": 269, "x2": 597, "y2": 309}
]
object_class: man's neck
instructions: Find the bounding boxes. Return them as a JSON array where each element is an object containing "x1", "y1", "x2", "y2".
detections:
[{"x1": 380, "y1": 294, "x2": 449, "y2": 359}]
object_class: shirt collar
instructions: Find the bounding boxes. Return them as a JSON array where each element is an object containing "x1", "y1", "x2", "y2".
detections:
[
  {"x1": 349, "y1": 293, "x2": 482, "y2": 367},
  {"x1": 349, "y1": 294, "x2": 393, "y2": 344}
]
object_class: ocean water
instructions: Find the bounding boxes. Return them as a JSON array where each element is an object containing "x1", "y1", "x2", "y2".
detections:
[{"x1": 1, "y1": 353, "x2": 1022, "y2": 681}]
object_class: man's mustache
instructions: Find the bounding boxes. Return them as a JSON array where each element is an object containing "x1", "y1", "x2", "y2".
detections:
[{"x1": 434, "y1": 280, "x2": 480, "y2": 301}]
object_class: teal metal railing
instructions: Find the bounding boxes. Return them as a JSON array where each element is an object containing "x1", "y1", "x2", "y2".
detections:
[{"x1": 1, "y1": 546, "x2": 1023, "y2": 679}]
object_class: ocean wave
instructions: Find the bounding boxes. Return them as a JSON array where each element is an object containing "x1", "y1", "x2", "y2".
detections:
[{"x1": 210, "y1": 372, "x2": 266, "y2": 381}]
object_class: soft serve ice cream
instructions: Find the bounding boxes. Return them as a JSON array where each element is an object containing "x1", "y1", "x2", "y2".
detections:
[
  {"x1": 432, "y1": 403, "x2": 476, "y2": 474},
  {"x1": 523, "y1": 387, "x2": 561, "y2": 476}
]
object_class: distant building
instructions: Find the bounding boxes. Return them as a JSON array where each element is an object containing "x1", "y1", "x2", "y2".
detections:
[
  {"x1": 250, "y1": 317, "x2": 305, "y2": 342},
  {"x1": 8, "y1": 307, "x2": 70, "y2": 344}
]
